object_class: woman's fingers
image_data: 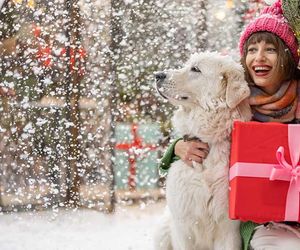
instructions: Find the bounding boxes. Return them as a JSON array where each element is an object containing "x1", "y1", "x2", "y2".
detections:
[
  {"x1": 184, "y1": 153, "x2": 204, "y2": 167},
  {"x1": 175, "y1": 139, "x2": 209, "y2": 166},
  {"x1": 186, "y1": 141, "x2": 209, "y2": 159},
  {"x1": 187, "y1": 141, "x2": 209, "y2": 158}
]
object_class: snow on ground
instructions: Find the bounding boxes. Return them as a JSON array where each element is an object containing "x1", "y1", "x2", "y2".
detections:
[{"x1": 0, "y1": 200, "x2": 166, "y2": 250}]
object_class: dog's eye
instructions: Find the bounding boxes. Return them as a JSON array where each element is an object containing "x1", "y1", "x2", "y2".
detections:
[{"x1": 191, "y1": 66, "x2": 201, "y2": 73}]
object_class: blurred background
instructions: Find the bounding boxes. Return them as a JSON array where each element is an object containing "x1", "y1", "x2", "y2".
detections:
[{"x1": 0, "y1": 0, "x2": 267, "y2": 214}]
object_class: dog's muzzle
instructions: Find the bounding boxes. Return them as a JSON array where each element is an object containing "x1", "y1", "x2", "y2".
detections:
[
  {"x1": 155, "y1": 72, "x2": 167, "y2": 82},
  {"x1": 154, "y1": 72, "x2": 190, "y2": 101}
]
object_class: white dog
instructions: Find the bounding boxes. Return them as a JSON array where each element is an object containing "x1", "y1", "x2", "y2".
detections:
[{"x1": 154, "y1": 52, "x2": 252, "y2": 250}]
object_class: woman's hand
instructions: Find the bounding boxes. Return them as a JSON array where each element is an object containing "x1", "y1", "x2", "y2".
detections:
[{"x1": 174, "y1": 138, "x2": 209, "y2": 167}]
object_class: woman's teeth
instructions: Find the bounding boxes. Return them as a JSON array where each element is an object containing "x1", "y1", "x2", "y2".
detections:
[{"x1": 254, "y1": 66, "x2": 270, "y2": 72}]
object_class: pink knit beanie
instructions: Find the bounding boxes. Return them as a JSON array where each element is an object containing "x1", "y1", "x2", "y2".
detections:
[{"x1": 239, "y1": 0, "x2": 299, "y2": 64}]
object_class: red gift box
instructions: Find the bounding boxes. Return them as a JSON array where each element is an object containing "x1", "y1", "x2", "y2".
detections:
[
  {"x1": 229, "y1": 121, "x2": 300, "y2": 223},
  {"x1": 115, "y1": 123, "x2": 158, "y2": 190}
]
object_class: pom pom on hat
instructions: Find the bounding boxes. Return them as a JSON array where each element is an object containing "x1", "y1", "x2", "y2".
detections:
[
  {"x1": 261, "y1": 0, "x2": 283, "y2": 15},
  {"x1": 239, "y1": 0, "x2": 299, "y2": 64}
]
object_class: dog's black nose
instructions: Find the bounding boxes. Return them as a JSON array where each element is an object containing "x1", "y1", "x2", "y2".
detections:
[{"x1": 155, "y1": 72, "x2": 166, "y2": 81}]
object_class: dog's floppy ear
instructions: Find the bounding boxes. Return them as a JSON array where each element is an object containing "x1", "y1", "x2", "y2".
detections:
[{"x1": 223, "y1": 69, "x2": 250, "y2": 108}]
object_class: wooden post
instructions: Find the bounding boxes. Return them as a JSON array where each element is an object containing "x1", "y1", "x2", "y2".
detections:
[
  {"x1": 103, "y1": 0, "x2": 127, "y2": 212},
  {"x1": 64, "y1": 0, "x2": 82, "y2": 207}
]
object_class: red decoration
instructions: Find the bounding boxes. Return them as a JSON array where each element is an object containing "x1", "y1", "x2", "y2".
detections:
[
  {"x1": 33, "y1": 24, "x2": 86, "y2": 74},
  {"x1": 115, "y1": 124, "x2": 157, "y2": 190},
  {"x1": 36, "y1": 46, "x2": 52, "y2": 67},
  {"x1": 60, "y1": 47, "x2": 86, "y2": 76},
  {"x1": 229, "y1": 121, "x2": 300, "y2": 223}
]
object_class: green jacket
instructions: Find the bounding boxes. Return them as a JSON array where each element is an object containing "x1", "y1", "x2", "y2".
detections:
[
  {"x1": 158, "y1": 138, "x2": 181, "y2": 174},
  {"x1": 158, "y1": 139, "x2": 258, "y2": 250}
]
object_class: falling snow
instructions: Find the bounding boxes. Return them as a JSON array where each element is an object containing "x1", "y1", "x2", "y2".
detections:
[{"x1": 0, "y1": 0, "x2": 267, "y2": 249}]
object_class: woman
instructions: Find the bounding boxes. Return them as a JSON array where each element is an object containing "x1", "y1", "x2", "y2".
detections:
[{"x1": 158, "y1": 1, "x2": 300, "y2": 249}]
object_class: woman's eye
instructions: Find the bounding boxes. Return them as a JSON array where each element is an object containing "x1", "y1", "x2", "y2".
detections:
[
  {"x1": 266, "y1": 47, "x2": 277, "y2": 53},
  {"x1": 191, "y1": 66, "x2": 201, "y2": 73},
  {"x1": 247, "y1": 47, "x2": 257, "y2": 53}
]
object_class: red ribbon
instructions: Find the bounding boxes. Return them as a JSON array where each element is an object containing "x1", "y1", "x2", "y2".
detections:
[
  {"x1": 115, "y1": 124, "x2": 157, "y2": 190},
  {"x1": 269, "y1": 125, "x2": 300, "y2": 221}
]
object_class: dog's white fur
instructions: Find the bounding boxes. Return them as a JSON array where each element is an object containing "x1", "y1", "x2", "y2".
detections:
[{"x1": 154, "y1": 52, "x2": 252, "y2": 250}]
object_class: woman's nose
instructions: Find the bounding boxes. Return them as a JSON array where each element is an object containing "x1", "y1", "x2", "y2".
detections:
[{"x1": 255, "y1": 49, "x2": 266, "y2": 61}]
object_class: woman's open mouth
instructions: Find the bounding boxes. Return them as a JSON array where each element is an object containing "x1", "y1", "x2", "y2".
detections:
[{"x1": 252, "y1": 65, "x2": 272, "y2": 77}]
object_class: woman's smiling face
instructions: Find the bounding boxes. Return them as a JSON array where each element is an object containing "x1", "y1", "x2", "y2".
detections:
[{"x1": 246, "y1": 40, "x2": 280, "y2": 95}]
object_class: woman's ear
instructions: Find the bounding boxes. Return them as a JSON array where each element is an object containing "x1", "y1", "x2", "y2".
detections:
[{"x1": 224, "y1": 69, "x2": 250, "y2": 108}]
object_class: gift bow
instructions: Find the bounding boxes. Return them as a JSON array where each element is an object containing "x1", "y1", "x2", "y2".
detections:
[{"x1": 269, "y1": 125, "x2": 300, "y2": 221}]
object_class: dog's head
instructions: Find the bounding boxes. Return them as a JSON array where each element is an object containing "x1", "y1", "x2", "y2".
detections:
[{"x1": 155, "y1": 52, "x2": 250, "y2": 111}]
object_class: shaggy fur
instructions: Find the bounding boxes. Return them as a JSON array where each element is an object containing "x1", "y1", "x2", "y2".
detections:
[{"x1": 154, "y1": 52, "x2": 252, "y2": 250}]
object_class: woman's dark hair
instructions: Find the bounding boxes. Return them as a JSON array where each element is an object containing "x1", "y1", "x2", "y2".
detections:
[{"x1": 240, "y1": 31, "x2": 300, "y2": 84}]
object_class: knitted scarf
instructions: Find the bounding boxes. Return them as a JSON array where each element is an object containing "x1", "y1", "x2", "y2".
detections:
[{"x1": 249, "y1": 79, "x2": 300, "y2": 123}]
